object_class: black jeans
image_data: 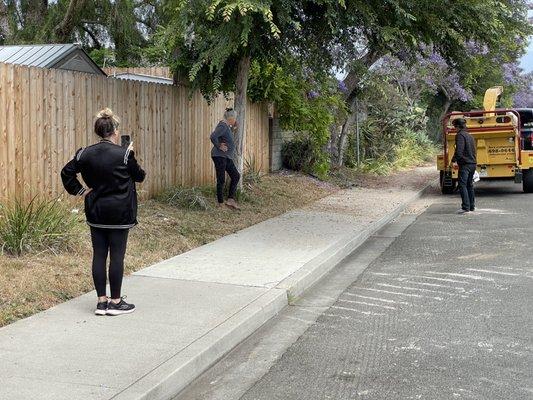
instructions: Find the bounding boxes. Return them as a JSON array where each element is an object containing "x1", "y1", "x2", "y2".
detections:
[
  {"x1": 458, "y1": 164, "x2": 476, "y2": 211},
  {"x1": 90, "y1": 227, "x2": 129, "y2": 299},
  {"x1": 212, "y1": 156, "x2": 240, "y2": 204}
]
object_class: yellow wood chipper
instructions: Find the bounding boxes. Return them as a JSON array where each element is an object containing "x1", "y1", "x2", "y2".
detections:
[{"x1": 437, "y1": 86, "x2": 533, "y2": 193}]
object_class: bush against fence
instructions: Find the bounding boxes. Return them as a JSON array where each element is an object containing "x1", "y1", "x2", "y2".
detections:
[{"x1": 0, "y1": 62, "x2": 269, "y2": 201}]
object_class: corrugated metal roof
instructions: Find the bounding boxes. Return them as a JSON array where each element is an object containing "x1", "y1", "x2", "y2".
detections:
[
  {"x1": 0, "y1": 44, "x2": 79, "y2": 68},
  {"x1": 112, "y1": 73, "x2": 174, "y2": 85}
]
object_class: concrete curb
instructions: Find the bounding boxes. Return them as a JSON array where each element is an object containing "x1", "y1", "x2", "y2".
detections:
[
  {"x1": 112, "y1": 289, "x2": 288, "y2": 400},
  {"x1": 115, "y1": 181, "x2": 435, "y2": 400},
  {"x1": 277, "y1": 181, "x2": 435, "y2": 301}
]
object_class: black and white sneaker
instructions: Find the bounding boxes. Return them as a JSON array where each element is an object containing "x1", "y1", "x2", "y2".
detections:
[
  {"x1": 106, "y1": 297, "x2": 135, "y2": 316},
  {"x1": 95, "y1": 301, "x2": 108, "y2": 316}
]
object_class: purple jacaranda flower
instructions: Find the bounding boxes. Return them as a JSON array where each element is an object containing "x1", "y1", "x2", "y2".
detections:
[
  {"x1": 338, "y1": 80, "x2": 348, "y2": 93},
  {"x1": 373, "y1": 48, "x2": 472, "y2": 104},
  {"x1": 502, "y1": 63, "x2": 523, "y2": 84},
  {"x1": 513, "y1": 72, "x2": 533, "y2": 108},
  {"x1": 465, "y1": 40, "x2": 489, "y2": 56}
]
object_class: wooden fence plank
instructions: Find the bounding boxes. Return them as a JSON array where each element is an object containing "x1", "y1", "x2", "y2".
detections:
[
  {"x1": 0, "y1": 64, "x2": 7, "y2": 198},
  {"x1": 5, "y1": 64, "x2": 16, "y2": 199}
]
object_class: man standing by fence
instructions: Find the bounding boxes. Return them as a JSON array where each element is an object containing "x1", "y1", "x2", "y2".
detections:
[{"x1": 210, "y1": 108, "x2": 241, "y2": 209}]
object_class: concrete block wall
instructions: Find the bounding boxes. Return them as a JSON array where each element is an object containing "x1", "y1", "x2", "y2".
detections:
[
  {"x1": 269, "y1": 117, "x2": 283, "y2": 172},
  {"x1": 269, "y1": 117, "x2": 296, "y2": 172}
]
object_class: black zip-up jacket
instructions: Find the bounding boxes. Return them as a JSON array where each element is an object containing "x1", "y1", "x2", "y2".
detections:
[
  {"x1": 452, "y1": 129, "x2": 477, "y2": 166},
  {"x1": 61, "y1": 140, "x2": 146, "y2": 229}
]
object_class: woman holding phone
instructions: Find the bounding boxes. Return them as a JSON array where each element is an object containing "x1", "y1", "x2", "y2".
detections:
[{"x1": 61, "y1": 108, "x2": 146, "y2": 316}]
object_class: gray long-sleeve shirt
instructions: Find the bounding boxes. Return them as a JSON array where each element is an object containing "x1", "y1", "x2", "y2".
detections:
[{"x1": 210, "y1": 121, "x2": 236, "y2": 159}]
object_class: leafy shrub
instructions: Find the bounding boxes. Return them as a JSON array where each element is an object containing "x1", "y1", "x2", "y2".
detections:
[
  {"x1": 158, "y1": 187, "x2": 210, "y2": 211},
  {"x1": 282, "y1": 135, "x2": 330, "y2": 179},
  {"x1": 282, "y1": 135, "x2": 316, "y2": 173},
  {"x1": 394, "y1": 130, "x2": 437, "y2": 169},
  {"x1": 345, "y1": 127, "x2": 437, "y2": 175},
  {"x1": 0, "y1": 197, "x2": 78, "y2": 256},
  {"x1": 358, "y1": 158, "x2": 394, "y2": 175},
  {"x1": 248, "y1": 60, "x2": 347, "y2": 178}
]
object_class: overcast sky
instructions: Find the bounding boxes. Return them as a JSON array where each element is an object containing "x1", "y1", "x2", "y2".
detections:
[
  {"x1": 521, "y1": 39, "x2": 533, "y2": 72},
  {"x1": 521, "y1": 10, "x2": 533, "y2": 72}
]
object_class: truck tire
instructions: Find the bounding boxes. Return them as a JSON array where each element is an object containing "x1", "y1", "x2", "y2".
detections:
[
  {"x1": 440, "y1": 171, "x2": 455, "y2": 194},
  {"x1": 523, "y1": 170, "x2": 533, "y2": 193}
]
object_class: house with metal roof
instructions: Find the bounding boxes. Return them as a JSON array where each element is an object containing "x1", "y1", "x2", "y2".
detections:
[{"x1": 0, "y1": 44, "x2": 105, "y2": 75}]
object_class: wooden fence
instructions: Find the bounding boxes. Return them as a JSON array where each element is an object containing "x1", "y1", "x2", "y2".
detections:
[{"x1": 0, "y1": 62, "x2": 270, "y2": 201}]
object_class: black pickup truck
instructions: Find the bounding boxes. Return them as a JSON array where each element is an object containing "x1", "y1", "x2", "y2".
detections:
[{"x1": 517, "y1": 108, "x2": 533, "y2": 150}]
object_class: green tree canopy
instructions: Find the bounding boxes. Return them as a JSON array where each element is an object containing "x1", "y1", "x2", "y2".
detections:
[
  {"x1": 0, "y1": 0, "x2": 163, "y2": 66},
  {"x1": 159, "y1": 0, "x2": 347, "y2": 180}
]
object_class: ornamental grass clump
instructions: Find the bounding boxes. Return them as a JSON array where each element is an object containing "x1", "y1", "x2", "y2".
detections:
[
  {"x1": 158, "y1": 187, "x2": 210, "y2": 211},
  {"x1": 243, "y1": 155, "x2": 263, "y2": 186},
  {"x1": 0, "y1": 196, "x2": 78, "y2": 256}
]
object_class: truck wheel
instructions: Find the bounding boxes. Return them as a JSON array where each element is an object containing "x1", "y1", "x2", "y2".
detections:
[
  {"x1": 440, "y1": 171, "x2": 455, "y2": 194},
  {"x1": 523, "y1": 170, "x2": 533, "y2": 193}
]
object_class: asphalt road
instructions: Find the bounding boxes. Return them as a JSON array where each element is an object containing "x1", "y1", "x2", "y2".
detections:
[
  {"x1": 178, "y1": 180, "x2": 533, "y2": 400},
  {"x1": 241, "y1": 181, "x2": 533, "y2": 400}
]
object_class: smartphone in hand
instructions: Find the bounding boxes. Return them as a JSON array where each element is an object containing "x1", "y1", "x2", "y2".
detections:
[{"x1": 121, "y1": 135, "x2": 131, "y2": 147}]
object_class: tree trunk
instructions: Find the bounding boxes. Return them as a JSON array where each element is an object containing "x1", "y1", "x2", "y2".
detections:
[
  {"x1": 330, "y1": 50, "x2": 381, "y2": 167},
  {"x1": 327, "y1": 123, "x2": 341, "y2": 165},
  {"x1": 337, "y1": 97, "x2": 358, "y2": 167},
  {"x1": 342, "y1": 51, "x2": 382, "y2": 101},
  {"x1": 0, "y1": 1, "x2": 11, "y2": 43},
  {"x1": 234, "y1": 55, "x2": 251, "y2": 190},
  {"x1": 55, "y1": 0, "x2": 88, "y2": 42},
  {"x1": 438, "y1": 97, "x2": 452, "y2": 135}
]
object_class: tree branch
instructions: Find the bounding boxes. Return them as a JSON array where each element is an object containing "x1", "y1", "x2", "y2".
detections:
[
  {"x1": 55, "y1": 0, "x2": 89, "y2": 42},
  {"x1": 342, "y1": 49, "x2": 382, "y2": 101},
  {"x1": 135, "y1": 16, "x2": 155, "y2": 29},
  {"x1": 0, "y1": 1, "x2": 11, "y2": 41},
  {"x1": 82, "y1": 25, "x2": 102, "y2": 49}
]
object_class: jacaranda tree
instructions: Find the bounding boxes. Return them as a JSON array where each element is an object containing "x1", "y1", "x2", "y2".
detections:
[{"x1": 160, "y1": 0, "x2": 348, "y2": 184}]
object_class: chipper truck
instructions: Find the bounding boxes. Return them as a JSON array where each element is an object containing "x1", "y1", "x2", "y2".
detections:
[{"x1": 437, "y1": 86, "x2": 533, "y2": 193}]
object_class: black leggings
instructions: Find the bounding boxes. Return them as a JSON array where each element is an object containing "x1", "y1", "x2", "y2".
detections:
[
  {"x1": 212, "y1": 156, "x2": 241, "y2": 203},
  {"x1": 90, "y1": 227, "x2": 129, "y2": 299}
]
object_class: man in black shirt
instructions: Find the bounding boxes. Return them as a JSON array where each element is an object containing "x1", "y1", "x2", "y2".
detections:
[{"x1": 451, "y1": 118, "x2": 477, "y2": 214}]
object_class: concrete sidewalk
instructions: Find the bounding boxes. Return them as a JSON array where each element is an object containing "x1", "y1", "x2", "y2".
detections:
[{"x1": 0, "y1": 171, "x2": 433, "y2": 400}]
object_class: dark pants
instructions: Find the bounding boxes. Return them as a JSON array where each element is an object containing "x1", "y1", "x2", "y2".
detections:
[
  {"x1": 212, "y1": 156, "x2": 240, "y2": 204},
  {"x1": 458, "y1": 164, "x2": 476, "y2": 211},
  {"x1": 90, "y1": 227, "x2": 129, "y2": 298}
]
